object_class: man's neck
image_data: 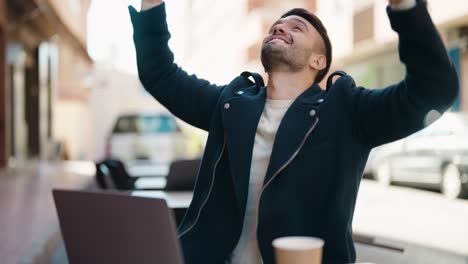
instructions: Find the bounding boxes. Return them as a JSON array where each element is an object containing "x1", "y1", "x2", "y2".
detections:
[{"x1": 266, "y1": 71, "x2": 316, "y2": 100}]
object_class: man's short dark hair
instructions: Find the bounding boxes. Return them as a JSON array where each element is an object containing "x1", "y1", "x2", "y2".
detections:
[{"x1": 281, "y1": 8, "x2": 332, "y2": 84}]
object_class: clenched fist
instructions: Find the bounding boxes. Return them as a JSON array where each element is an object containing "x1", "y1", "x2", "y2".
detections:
[
  {"x1": 388, "y1": 0, "x2": 417, "y2": 10},
  {"x1": 141, "y1": 0, "x2": 163, "y2": 11},
  {"x1": 389, "y1": 0, "x2": 405, "y2": 5}
]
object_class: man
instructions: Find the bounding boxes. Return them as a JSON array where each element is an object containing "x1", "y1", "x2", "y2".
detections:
[{"x1": 129, "y1": 0, "x2": 458, "y2": 263}]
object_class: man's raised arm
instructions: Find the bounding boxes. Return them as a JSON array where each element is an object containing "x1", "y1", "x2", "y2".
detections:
[
  {"x1": 349, "y1": 0, "x2": 459, "y2": 148},
  {"x1": 129, "y1": 1, "x2": 226, "y2": 131}
]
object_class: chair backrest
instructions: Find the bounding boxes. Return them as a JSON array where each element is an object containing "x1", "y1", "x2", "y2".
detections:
[
  {"x1": 102, "y1": 159, "x2": 137, "y2": 190},
  {"x1": 102, "y1": 164, "x2": 118, "y2": 189},
  {"x1": 95, "y1": 162, "x2": 118, "y2": 190},
  {"x1": 95, "y1": 162, "x2": 106, "y2": 189},
  {"x1": 165, "y1": 159, "x2": 201, "y2": 191}
]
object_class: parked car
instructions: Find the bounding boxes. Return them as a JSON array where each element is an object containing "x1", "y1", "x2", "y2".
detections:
[
  {"x1": 105, "y1": 112, "x2": 194, "y2": 176},
  {"x1": 365, "y1": 113, "x2": 468, "y2": 199}
]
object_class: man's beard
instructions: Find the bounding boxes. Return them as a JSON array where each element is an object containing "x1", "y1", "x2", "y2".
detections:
[{"x1": 261, "y1": 43, "x2": 310, "y2": 73}]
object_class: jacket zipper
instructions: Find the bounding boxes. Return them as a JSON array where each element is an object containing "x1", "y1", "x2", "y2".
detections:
[
  {"x1": 178, "y1": 136, "x2": 227, "y2": 239},
  {"x1": 256, "y1": 117, "x2": 320, "y2": 262}
]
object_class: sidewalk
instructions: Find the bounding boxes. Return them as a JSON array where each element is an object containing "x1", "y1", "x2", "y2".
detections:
[{"x1": 0, "y1": 161, "x2": 96, "y2": 264}]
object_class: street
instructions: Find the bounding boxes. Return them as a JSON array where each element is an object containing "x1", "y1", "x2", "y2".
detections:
[{"x1": 354, "y1": 179, "x2": 468, "y2": 263}]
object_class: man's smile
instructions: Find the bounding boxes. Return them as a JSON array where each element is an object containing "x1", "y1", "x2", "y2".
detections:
[{"x1": 265, "y1": 35, "x2": 292, "y2": 46}]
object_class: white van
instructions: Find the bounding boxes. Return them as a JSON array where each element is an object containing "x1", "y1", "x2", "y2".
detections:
[{"x1": 105, "y1": 112, "x2": 192, "y2": 176}]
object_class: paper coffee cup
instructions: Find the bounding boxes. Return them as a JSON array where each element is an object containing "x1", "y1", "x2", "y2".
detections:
[{"x1": 273, "y1": 236, "x2": 324, "y2": 264}]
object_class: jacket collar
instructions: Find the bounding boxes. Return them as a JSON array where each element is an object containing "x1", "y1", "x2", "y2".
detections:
[
  {"x1": 229, "y1": 82, "x2": 325, "y2": 104},
  {"x1": 294, "y1": 83, "x2": 325, "y2": 106}
]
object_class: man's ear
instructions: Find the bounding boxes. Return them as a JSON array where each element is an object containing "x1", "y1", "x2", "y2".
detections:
[{"x1": 309, "y1": 54, "x2": 326, "y2": 71}]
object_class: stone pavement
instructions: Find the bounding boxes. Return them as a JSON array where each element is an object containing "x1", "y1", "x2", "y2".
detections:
[{"x1": 0, "y1": 161, "x2": 95, "y2": 264}]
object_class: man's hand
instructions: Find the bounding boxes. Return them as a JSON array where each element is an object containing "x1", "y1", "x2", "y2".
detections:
[
  {"x1": 141, "y1": 0, "x2": 163, "y2": 11},
  {"x1": 389, "y1": 0, "x2": 404, "y2": 5},
  {"x1": 389, "y1": 0, "x2": 417, "y2": 10}
]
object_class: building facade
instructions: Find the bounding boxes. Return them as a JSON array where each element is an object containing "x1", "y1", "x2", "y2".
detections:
[
  {"x1": 0, "y1": 0, "x2": 94, "y2": 168},
  {"x1": 0, "y1": 0, "x2": 7, "y2": 167},
  {"x1": 319, "y1": 0, "x2": 468, "y2": 111}
]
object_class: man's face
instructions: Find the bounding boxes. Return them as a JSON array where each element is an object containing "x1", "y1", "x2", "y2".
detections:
[{"x1": 261, "y1": 15, "x2": 324, "y2": 73}]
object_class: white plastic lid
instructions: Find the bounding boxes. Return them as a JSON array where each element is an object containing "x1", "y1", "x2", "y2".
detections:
[{"x1": 273, "y1": 236, "x2": 324, "y2": 251}]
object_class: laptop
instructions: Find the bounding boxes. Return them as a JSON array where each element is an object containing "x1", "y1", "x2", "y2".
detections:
[{"x1": 53, "y1": 189, "x2": 185, "y2": 264}]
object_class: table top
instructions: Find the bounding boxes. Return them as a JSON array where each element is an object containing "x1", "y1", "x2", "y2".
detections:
[{"x1": 131, "y1": 190, "x2": 193, "y2": 209}]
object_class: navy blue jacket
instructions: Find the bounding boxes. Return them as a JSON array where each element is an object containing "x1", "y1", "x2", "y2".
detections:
[{"x1": 129, "y1": 1, "x2": 458, "y2": 263}]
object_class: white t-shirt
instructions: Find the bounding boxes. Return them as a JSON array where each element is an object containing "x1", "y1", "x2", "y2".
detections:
[{"x1": 230, "y1": 99, "x2": 294, "y2": 264}]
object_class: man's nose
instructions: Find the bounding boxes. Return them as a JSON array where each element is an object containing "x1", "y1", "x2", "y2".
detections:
[{"x1": 272, "y1": 24, "x2": 286, "y2": 35}]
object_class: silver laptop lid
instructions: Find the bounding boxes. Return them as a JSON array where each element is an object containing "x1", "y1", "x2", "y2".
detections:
[{"x1": 53, "y1": 189, "x2": 184, "y2": 264}]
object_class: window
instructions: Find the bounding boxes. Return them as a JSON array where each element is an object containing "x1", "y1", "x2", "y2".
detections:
[
  {"x1": 113, "y1": 116, "x2": 138, "y2": 133},
  {"x1": 140, "y1": 115, "x2": 178, "y2": 133},
  {"x1": 353, "y1": 4, "x2": 374, "y2": 45},
  {"x1": 113, "y1": 115, "x2": 178, "y2": 134}
]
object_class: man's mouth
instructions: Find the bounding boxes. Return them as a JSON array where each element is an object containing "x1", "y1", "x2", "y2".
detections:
[{"x1": 266, "y1": 35, "x2": 291, "y2": 46}]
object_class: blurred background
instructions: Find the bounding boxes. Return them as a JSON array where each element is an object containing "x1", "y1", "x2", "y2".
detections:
[{"x1": 0, "y1": 0, "x2": 468, "y2": 263}]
